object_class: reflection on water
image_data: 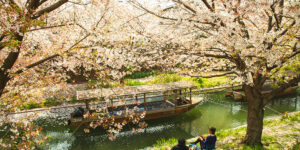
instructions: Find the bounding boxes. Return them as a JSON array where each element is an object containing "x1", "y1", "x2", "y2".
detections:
[{"x1": 39, "y1": 91, "x2": 300, "y2": 150}]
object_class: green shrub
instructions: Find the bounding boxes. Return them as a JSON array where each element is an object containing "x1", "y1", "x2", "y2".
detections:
[
  {"x1": 152, "y1": 74, "x2": 182, "y2": 84},
  {"x1": 242, "y1": 145, "x2": 265, "y2": 150},
  {"x1": 125, "y1": 80, "x2": 146, "y2": 86},
  {"x1": 125, "y1": 71, "x2": 155, "y2": 79},
  {"x1": 69, "y1": 96, "x2": 78, "y2": 104},
  {"x1": 42, "y1": 97, "x2": 62, "y2": 107},
  {"x1": 292, "y1": 142, "x2": 300, "y2": 150},
  {"x1": 152, "y1": 138, "x2": 177, "y2": 149},
  {"x1": 21, "y1": 101, "x2": 40, "y2": 110}
]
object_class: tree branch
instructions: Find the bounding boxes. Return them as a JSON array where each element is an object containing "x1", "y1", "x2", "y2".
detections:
[
  {"x1": 13, "y1": 54, "x2": 59, "y2": 74},
  {"x1": 267, "y1": 15, "x2": 273, "y2": 32},
  {"x1": 27, "y1": 23, "x2": 74, "y2": 32},
  {"x1": 0, "y1": 43, "x2": 4, "y2": 51},
  {"x1": 68, "y1": 1, "x2": 90, "y2": 5},
  {"x1": 0, "y1": 34, "x2": 5, "y2": 51},
  {"x1": 0, "y1": 34, "x2": 5, "y2": 41},
  {"x1": 189, "y1": 71, "x2": 236, "y2": 78},
  {"x1": 0, "y1": 34, "x2": 23, "y2": 71},
  {"x1": 31, "y1": 0, "x2": 68, "y2": 19},
  {"x1": 131, "y1": 1, "x2": 216, "y2": 26},
  {"x1": 174, "y1": 0, "x2": 196, "y2": 14},
  {"x1": 8, "y1": 0, "x2": 21, "y2": 9},
  {"x1": 26, "y1": 0, "x2": 41, "y2": 11},
  {"x1": 201, "y1": 0, "x2": 214, "y2": 12},
  {"x1": 267, "y1": 43, "x2": 299, "y2": 71},
  {"x1": 271, "y1": 2, "x2": 280, "y2": 29},
  {"x1": 195, "y1": 53, "x2": 229, "y2": 59},
  {"x1": 266, "y1": 19, "x2": 296, "y2": 50}
]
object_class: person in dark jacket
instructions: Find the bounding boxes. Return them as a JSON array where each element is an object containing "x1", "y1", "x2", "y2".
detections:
[
  {"x1": 192, "y1": 127, "x2": 217, "y2": 150},
  {"x1": 171, "y1": 138, "x2": 189, "y2": 150}
]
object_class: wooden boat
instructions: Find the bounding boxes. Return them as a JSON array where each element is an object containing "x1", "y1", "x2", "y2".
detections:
[
  {"x1": 70, "y1": 81, "x2": 201, "y2": 126},
  {"x1": 226, "y1": 85, "x2": 298, "y2": 101}
]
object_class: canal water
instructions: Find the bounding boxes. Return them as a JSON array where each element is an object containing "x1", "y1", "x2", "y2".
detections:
[{"x1": 39, "y1": 90, "x2": 300, "y2": 150}]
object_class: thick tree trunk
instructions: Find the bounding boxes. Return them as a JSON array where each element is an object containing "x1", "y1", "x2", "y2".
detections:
[
  {"x1": 243, "y1": 85, "x2": 264, "y2": 145},
  {"x1": 0, "y1": 74, "x2": 10, "y2": 97},
  {"x1": 0, "y1": 35, "x2": 23, "y2": 97}
]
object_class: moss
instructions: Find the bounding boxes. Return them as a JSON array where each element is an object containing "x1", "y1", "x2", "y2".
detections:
[
  {"x1": 152, "y1": 138, "x2": 177, "y2": 150},
  {"x1": 123, "y1": 73, "x2": 231, "y2": 89},
  {"x1": 262, "y1": 136, "x2": 277, "y2": 143},
  {"x1": 292, "y1": 142, "x2": 300, "y2": 150},
  {"x1": 241, "y1": 145, "x2": 265, "y2": 150},
  {"x1": 66, "y1": 96, "x2": 78, "y2": 104},
  {"x1": 215, "y1": 126, "x2": 246, "y2": 139},
  {"x1": 189, "y1": 76, "x2": 230, "y2": 88},
  {"x1": 124, "y1": 71, "x2": 157, "y2": 79},
  {"x1": 42, "y1": 97, "x2": 62, "y2": 107},
  {"x1": 124, "y1": 80, "x2": 146, "y2": 86},
  {"x1": 151, "y1": 73, "x2": 183, "y2": 84},
  {"x1": 20, "y1": 101, "x2": 41, "y2": 110}
]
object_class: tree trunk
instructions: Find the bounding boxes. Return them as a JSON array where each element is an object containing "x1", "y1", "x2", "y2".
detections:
[
  {"x1": 0, "y1": 34, "x2": 23, "y2": 97},
  {"x1": 243, "y1": 85, "x2": 264, "y2": 145},
  {"x1": 0, "y1": 74, "x2": 9, "y2": 97}
]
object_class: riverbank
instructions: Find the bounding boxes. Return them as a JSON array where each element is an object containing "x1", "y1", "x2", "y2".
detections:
[
  {"x1": 151, "y1": 111, "x2": 300, "y2": 150},
  {"x1": 15, "y1": 73, "x2": 237, "y2": 112}
]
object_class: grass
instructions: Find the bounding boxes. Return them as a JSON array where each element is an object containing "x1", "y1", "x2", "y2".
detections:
[
  {"x1": 20, "y1": 101, "x2": 40, "y2": 110},
  {"x1": 150, "y1": 112, "x2": 300, "y2": 150},
  {"x1": 123, "y1": 73, "x2": 232, "y2": 89},
  {"x1": 20, "y1": 97, "x2": 62, "y2": 110},
  {"x1": 124, "y1": 80, "x2": 145, "y2": 86},
  {"x1": 42, "y1": 97, "x2": 62, "y2": 107},
  {"x1": 293, "y1": 142, "x2": 300, "y2": 150},
  {"x1": 124, "y1": 71, "x2": 158, "y2": 79},
  {"x1": 152, "y1": 138, "x2": 178, "y2": 150}
]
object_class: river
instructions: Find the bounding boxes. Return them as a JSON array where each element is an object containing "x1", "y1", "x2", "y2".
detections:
[{"x1": 38, "y1": 90, "x2": 300, "y2": 150}]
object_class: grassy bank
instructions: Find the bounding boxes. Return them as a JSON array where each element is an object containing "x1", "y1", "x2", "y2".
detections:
[
  {"x1": 123, "y1": 73, "x2": 233, "y2": 88},
  {"x1": 151, "y1": 111, "x2": 300, "y2": 150}
]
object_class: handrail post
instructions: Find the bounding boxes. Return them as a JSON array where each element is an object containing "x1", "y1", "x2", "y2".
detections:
[
  {"x1": 135, "y1": 94, "x2": 138, "y2": 105},
  {"x1": 143, "y1": 93, "x2": 146, "y2": 109},
  {"x1": 174, "y1": 90, "x2": 177, "y2": 107},
  {"x1": 85, "y1": 100, "x2": 90, "y2": 111},
  {"x1": 190, "y1": 88, "x2": 192, "y2": 104},
  {"x1": 179, "y1": 89, "x2": 182, "y2": 100}
]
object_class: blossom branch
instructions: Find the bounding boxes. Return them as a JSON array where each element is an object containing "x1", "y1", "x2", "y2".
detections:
[
  {"x1": 131, "y1": 1, "x2": 216, "y2": 26},
  {"x1": 173, "y1": 0, "x2": 196, "y2": 14},
  {"x1": 31, "y1": 0, "x2": 68, "y2": 19},
  {"x1": 201, "y1": 0, "x2": 214, "y2": 12},
  {"x1": 267, "y1": 43, "x2": 300, "y2": 71},
  {"x1": 27, "y1": 23, "x2": 74, "y2": 32},
  {"x1": 13, "y1": 54, "x2": 60, "y2": 75}
]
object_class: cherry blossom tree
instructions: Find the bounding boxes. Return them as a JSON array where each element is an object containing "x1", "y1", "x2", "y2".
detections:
[
  {"x1": 0, "y1": 0, "x2": 162, "y2": 147},
  {"x1": 131, "y1": 0, "x2": 300, "y2": 146}
]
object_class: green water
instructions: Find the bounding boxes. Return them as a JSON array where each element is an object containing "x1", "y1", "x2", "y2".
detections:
[{"x1": 40, "y1": 91, "x2": 300, "y2": 150}]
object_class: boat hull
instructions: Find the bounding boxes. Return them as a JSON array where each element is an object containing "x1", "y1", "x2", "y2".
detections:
[{"x1": 70, "y1": 100, "x2": 201, "y2": 126}]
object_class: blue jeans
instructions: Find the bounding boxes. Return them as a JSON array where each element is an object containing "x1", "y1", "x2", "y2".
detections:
[{"x1": 189, "y1": 144, "x2": 201, "y2": 150}]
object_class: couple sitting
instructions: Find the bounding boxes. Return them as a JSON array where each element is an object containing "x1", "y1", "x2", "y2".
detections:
[{"x1": 171, "y1": 127, "x2": 217, "y2": 150}]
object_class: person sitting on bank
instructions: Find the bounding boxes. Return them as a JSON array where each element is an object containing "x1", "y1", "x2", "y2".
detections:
[
  {"x1": 192, "y1": 127, "x2": 217, "y2": 150},
  {"x1": 171, "y1": 138, "x2": 189, "y2": 150}
]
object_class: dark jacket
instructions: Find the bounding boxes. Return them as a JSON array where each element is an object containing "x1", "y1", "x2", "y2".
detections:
[
  {"x1": 193, "y1": 135, "x2": 217, "y2": 150},
  {"x1": 171, "y1": 144, "x2": 189, "y2": 150}
]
